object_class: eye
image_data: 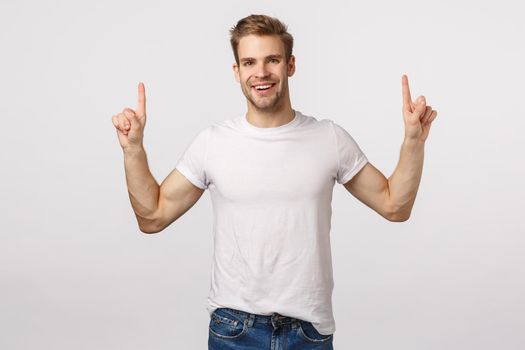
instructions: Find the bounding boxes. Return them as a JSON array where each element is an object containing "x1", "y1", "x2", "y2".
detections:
[
  {"x1": 270, "y1": 58, "x2": 279, "y2": 63},
  {"x1": 243, "y1": 61, "x2": 253, "y2": 66}
]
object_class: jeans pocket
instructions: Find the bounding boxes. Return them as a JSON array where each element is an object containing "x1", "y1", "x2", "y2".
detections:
[
  {"x1": 297, "y1": 320, "x2": 333, "y2": 343},
  {"x1": 209, "y1": 308, "x2": 248, "y2": 339}
]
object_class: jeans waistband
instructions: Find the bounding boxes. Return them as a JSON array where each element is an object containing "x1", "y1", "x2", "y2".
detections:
[{"x1": 216, "y1": 307, "x2": 300, "y2": 328}]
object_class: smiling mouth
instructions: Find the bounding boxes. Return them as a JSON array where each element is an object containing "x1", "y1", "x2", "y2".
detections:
[{"x1": 251, "y1": 83, "x2": 276, "y2": 94}]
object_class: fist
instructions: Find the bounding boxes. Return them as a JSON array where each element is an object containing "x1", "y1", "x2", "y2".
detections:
[{"x1": 112, "y1": 82, "x2": 147, "y2": 150}]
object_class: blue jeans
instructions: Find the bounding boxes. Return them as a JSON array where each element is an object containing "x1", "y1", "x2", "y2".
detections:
[{"x1": 208, "y1": 307, "x2": 334, "y2": 349}]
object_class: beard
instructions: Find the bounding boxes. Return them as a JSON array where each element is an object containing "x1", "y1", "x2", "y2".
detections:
[{"x1": 241, "y1": 80, "x2": 287, "y2": 113}]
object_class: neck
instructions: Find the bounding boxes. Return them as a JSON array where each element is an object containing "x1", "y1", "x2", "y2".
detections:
[{"x1": 245, "y1": 97, "x2": 294, "y2": 128}]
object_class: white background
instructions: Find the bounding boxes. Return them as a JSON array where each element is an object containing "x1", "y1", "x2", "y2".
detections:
[{"x1": 1, "y1": 0, "x2": 524, "y2": 349}]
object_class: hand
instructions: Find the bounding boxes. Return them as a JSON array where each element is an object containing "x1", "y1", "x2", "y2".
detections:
[
  {"x1": 111, "y1": 82, "x2": 147, "y2": 150},
  {"x1": 402, "y1": 75, "x2": 438, "y2": 143}
]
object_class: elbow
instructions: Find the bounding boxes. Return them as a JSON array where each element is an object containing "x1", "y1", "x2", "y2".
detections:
[
  {"x1": 383, "y1": 202, "x2": 411, "y2": 222},
  {"x1": 139, "y1": 225, "x2": 163, "y2": 234},
  {"x1": 388, "y1": 212, "x2": 411, "y2": 222},
  {"x1": 137, "y1": 216, "x2": 165, "y2": 234},
  {"x1": 383, "y1": 185, "x2": 412, "y2": 222},
  {"x1": 387, "y1": 208, "x2": 411, "y2": 222}
]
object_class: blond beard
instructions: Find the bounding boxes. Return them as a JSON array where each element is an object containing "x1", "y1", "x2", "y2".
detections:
[{"x1": 241, "y1": 82, "x2": 287, "y2": 112}]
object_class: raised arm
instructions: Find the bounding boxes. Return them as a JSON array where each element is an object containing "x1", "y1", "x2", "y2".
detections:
[
  {"x1": 344, "y1": 75, "x2": 438, "y2": 221},
  {"x1": 343, "y1": 162, "x2": 396, "y2": 221},
  {"x1": 112, "y1": 83, "x2": 204, "y2": 233},
  {"x1": 145, "y1": 168, "x2": 204, "y2": 233}
]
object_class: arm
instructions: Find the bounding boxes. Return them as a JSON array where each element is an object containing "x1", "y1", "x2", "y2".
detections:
[
  {"x1": 387, "y1": 139, "x2": 424, "y2": 220},
  {"x1": 344, "y1": 140, "x2": 424, "y2": 222},
  {"x1": 344, "y1": 75, "x2": 438, "y2": 221},
  {"x1": 124, "y1": 147, "x2": 204, "y2": 233},
  {"x1": 344, "y1": 162, "x2": 394, "y2": 221},
  {"x1": 113, "y1": 83, "x2": 204, "y2": 234}
]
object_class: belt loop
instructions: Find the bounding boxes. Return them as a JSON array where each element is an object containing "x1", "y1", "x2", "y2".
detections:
[
  {"x1": 246, "y1": 313, "x2": 255, "y2": 328},
  {"x1": 271, "y1": 313, "x2": 280, "y2": 330}
]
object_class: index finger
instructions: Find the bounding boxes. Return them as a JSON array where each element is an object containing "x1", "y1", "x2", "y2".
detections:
[
  {"x1": 402, "y1": 74, "x2": 412, "y2": 108},
  {"x1": 137, "y1": 82, "x2": 146, "y2": 116}
]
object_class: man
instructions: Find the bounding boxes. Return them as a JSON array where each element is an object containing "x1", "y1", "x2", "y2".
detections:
[{"x1": 111, "y1": 14, "x2": 437, "y2": 350}]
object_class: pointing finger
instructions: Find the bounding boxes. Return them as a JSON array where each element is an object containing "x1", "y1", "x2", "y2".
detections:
[
  {"x1": 136, "y1": 82, "x2": 146, "y2": 117},
  {"x1": 402, "y1": 74, "x2": 412, "y2": 111}
]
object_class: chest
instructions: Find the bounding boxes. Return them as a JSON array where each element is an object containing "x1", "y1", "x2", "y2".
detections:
[{"x1": 207, "y1": 136, "x2": 338, "y2": 203}]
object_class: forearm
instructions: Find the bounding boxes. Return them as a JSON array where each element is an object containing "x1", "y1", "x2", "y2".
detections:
[
  {"x1": 123, "y1": 146, "x2": 160, "y2": 223},
  {"x1": 387, "y1": 138, "x2": 425, "y2": 220}
]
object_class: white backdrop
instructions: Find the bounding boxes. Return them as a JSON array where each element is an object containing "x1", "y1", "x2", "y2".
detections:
[{"x1": 1, "y1": 0, "x2": 524, "y2": 349}]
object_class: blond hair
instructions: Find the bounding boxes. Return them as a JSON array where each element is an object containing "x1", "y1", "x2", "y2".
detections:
[{"x1": 229, "y1": 14, "x2": 294, "y2": 65}]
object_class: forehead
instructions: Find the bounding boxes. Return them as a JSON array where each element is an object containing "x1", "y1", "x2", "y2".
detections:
[{"x1": 237, "y1": 34, "x2": 285, "y2": 59}]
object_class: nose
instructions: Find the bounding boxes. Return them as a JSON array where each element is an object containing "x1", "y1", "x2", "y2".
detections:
[{"x1": 254, "y1": 62, "x2": 270, "y2": 79}]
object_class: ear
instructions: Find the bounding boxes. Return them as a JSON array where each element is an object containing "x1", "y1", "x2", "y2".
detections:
[
  {"x1": 287, "y1": 55, "x2": 296, "y2": 77},
  {"x1": 233, "y1": 63, "x2": 240, "y2": 83}
]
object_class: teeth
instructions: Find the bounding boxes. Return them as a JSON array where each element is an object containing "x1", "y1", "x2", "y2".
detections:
[{"x1": 255, "y1": 84, "x2": 272, "y2": 90}]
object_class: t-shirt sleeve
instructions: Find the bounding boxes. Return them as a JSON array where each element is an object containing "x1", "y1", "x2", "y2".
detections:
[
  {"x1": 175, "y1": 126, "x2": 211, "y2": 190},
  {"x1": 331, "y1": 121, "x2": 368, "y2": 184}
]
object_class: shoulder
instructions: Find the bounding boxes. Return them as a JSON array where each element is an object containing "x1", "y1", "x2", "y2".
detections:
[{"x1": 294, "y1": 110, "x2": 334, "y2": 131}]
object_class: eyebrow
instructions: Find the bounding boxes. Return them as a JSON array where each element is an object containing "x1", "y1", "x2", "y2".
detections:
[{"x1": 240, "y1": 54, "x2": 283, "y2": 63}]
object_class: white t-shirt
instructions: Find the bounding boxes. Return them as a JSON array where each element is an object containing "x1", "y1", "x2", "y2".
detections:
[{"x1": 175, "y1": 110, "x2": 368, "y2": 335}]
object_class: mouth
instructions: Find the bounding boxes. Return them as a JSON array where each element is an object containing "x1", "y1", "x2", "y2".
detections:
[{"x1": 251, "y1": 83, "x2": 276, "y2": 95}]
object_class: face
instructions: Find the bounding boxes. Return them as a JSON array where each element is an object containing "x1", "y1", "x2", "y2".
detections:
[{"x1": 233, "y1": 34, "x2": 295, "y2": 113}]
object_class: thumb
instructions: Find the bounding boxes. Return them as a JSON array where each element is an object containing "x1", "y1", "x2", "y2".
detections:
[
  {"x1": 127, "y1": 111, "x2": 141, "y2": 130},
  {"x1": 413, "y1": 96, "x2": 426, "y2": 117},
  {"x1": 122, "y1": 108, "x2": 141, "y2": 129}
]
